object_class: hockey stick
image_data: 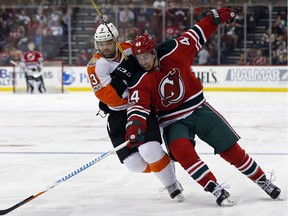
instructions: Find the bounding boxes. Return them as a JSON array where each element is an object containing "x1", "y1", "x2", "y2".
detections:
[
  {"x1": 10, "y1": 60, "x2": 19, "y2": 66},
  {"x1": 0, "y1": 140, "x2": 128, "y2": 215},
  {"x1": 10, "y1": 60, "x2": 26, "y2": 70},
  {"x1": 90, "y1": 0, "x2": 128, "y2": 60}
]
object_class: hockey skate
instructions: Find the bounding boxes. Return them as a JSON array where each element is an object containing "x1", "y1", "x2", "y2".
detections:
[
  {"x1": 204, "y1": 181, "x2": 236, "y2": 207},
  {"x1": 165, "y1": 181, "x2": 185, "y2": 202},
  {"x1": 256, "y1": 173, "x2": 281, "y2": 200}
]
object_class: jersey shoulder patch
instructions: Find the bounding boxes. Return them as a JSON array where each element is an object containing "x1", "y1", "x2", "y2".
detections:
[
  {"x1": 87, "y1": 56, "x2": 98, "y2": 66},
  {"x1": 87, "y1": 53, "x2": 101, "y2": 66}
]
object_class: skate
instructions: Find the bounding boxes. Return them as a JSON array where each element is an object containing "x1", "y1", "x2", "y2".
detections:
[
  {"x1": 204, "y1": 181, "x2": 236, "y2": 207},
  {"x1": 165, "y1": 181, "x2": 185, "y2": 202},
  {"x1": 256, "y1": 173, "x2": 281, "y2": 200}
]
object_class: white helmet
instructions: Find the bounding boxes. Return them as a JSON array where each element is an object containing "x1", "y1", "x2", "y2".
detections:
[{"x1": 94, "y1": 23, "x2": 119, "y2": 42}]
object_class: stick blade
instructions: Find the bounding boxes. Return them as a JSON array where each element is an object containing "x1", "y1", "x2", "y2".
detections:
[{"x1": 0, "y1": 195, "x2": 35, "y2": 215}]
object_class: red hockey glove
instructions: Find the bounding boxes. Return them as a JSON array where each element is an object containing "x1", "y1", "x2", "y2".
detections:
[
  {"x1": 125, "y1": 119, "x2": 146, "y2": 148},
  {"x1": 208, "y1": 8, "x2": 236, "y2": 26}
]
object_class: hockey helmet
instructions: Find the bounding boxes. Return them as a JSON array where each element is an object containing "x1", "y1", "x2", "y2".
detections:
[
  {"x1": 132, "y1": 33, "x2": 156, "y2": 56},
  {"x1": 94, "y1": 23, "x2": 119, "y2": 42}
]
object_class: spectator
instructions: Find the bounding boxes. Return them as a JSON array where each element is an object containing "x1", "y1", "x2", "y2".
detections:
[
  {"x1": 272, "y1": 50, "x2": 280, "y2": 65},
  {"x1": 76, "y1": 49, "x2": 90, "y2": 66},
  {"x1": 278, "y1": 51, "x2": 287, "y2": 65},
  {"x1": 247, "y1": 48, "x2": 257, "y2": 64},
  {"x1": 257, "y1": 32, "x2": 269, "y2": 57},
  {"x1": 0, "y1": 47, "x2": 10, "y2": 65},
  {"x1": 197, "y1": 45, "x2": 210, "y2": 65},
  {"x1": 124, "y1": 22, "x2": 139, "y2": 41},
  {"x1": 207, "y1": 43, "x2": 217, "y2": 65},
  {"x1": 276, "y1": 43, "x2": 287, "y2": 57},
  {"x1": 222, "y1": 24, "x2": 238, "y2": 49},
  {"x1": 173, "y1": 8, "x2": 188, "y2": 27},
  {"x1": 119, "y1": 7, "x2": 135, "y2": 28},
  {"x1": 151, "y1": 8, "x2": 163, "y2": 43},
  {"x1": 153, "y1": 0, "x2": 166, "y2": 8},
  {"x1": 253, "y1": 49, "x2": 268, "y2": 65},
  {"x1": 17, "y1": 9, "x2": 31, "y2": 26},
  {"x1": 135, "y1": 8, "x2": 146, "y2": 31},
  {"x1": 247, "y1": 9, "x2": 256, "y2": 34},
  {"x1": 234, "y1": 11, "x2": 244, "y2": 47},
  {"x1": 165, "y1": 20, "x2": 179, "y2": 40},
  {"x1": 50, "y1": 20, "x2": 63, "y2": 37},
  {"x1": 272, "y1": 15, "x2": 285, "y2": 36},
  {"x1": 237, "y1": 52, "x2": 249, "y2": 65}
]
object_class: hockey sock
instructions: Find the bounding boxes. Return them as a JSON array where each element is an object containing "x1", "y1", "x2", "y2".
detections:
[
  {"x1": 143, "y1": 165, "x2": 152, "y2": 173},
  {"x1": 170, "y1": 138, "x2": 217, "y2": 187},
  {"x1": 149, "y1": 154, "x2": 177, "y2": 186},
  {"x1": 220, "y1": 143, "x2": 264, "y2": 181}
]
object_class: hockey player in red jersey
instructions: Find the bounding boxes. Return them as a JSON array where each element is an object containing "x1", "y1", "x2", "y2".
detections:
[
  {"x1": 21, "y1": 42, "x2": 46, "y2": 93},
  {"x1": 123, "y1": 8, "x2": 281, "y2": 206},
  {"x1": 87, "y1": 23, "x2": 184, "y2": 201}
]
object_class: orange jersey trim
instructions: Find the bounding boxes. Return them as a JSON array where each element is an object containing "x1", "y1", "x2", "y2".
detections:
[{"x1": 95, "y1": 85, "x2": 128, "y2": 108}]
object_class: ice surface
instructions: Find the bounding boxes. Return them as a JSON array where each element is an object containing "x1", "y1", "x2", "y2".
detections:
[{"x1": 0, "y1": 92, "x2": 287, "y2": 216}]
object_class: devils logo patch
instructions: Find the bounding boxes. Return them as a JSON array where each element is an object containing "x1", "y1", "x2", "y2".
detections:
[{"x1": 159, "y1": 68, "x2": 185, "y2": 107}]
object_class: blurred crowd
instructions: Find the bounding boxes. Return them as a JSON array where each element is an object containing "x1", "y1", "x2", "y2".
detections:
[
  {"x1": 233, "y1": 7, "x2": 287, "y2": 65},
  {"x1": 0, "y1": 2, "x2": 287, "y2": 66},
  {"x1": 0, "y1": 4, "x2": 70, "y2": 65}
]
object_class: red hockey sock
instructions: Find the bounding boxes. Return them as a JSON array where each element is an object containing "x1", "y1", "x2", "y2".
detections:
[
  {"x1": 220, "y1": 143, "x2": 264, "y2": 181},
  {"x1": 170, "y1": 138, "x2": 217, "y2": 187}
]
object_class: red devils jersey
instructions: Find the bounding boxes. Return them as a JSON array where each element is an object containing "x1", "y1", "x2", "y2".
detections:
[
  {"x1": 22, "y1": 50, "x2": 43, "y2": 70},
  {"x1": 127, "y1": 16, "x2": 217, "y2": 128}
]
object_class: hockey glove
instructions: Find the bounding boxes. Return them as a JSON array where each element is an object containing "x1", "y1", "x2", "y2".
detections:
[
  {"x1": 115, "y1": 55, "x2": 143, "y2": 80},
  {"x1": 208, "y1": 8, "x2": 236, "y2": 26},
  {"x1": 110, "y1": 76, "x2": 128, "y2": 99},
  {"x1": 125, "y1": 118, "x2": 146, "y2": 148}
]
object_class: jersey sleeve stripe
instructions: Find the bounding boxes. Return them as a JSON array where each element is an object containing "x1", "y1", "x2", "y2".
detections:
[
  {"x1": 186, "y1": 24, "x2": 207, "y2": 51},
  {"x1": 127, "y1": 107, "x2": 150, "y2": 120},
  {"x1": 127, "y1": 105, "x2": 150, "y2": 113},
  {"x1": 128, "y1": 113, "x2": 147, "y2": 121},
  {"x1": 185, "y1": 31, "x2": 200, "y2": 51},
  {"x1": 127, "y1": 108, "x2": 150, "y2": 117},
  {"x1": 193, "y1": 24, "x2": 207, "y2": 44}
]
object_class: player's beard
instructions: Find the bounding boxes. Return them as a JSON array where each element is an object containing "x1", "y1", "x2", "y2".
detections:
[{"x1": 100, "y1": 47, "x2": 118, "y2": 60}]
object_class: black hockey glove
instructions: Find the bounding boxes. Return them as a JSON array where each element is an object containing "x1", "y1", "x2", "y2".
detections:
[
  {"x1": 208, "y1": 8, "x2": 236, "y2": 26},
  {"x1": 110, "y1": 76, "x2": 128, "y2": 99},
  {"x1": 115, "y1": 55, "x2": 143, "y2": 80},
  {"x1": 98, "y1": 101, "x2": 111, "y2": 114}
]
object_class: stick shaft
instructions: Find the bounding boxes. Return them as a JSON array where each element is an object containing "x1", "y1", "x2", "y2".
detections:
[
  {"x1": 10, "y1": 60, "x2": 19, "y2": 66},
  {"x1": 0, "y1": 141, "x2": 128, "y2": 215}
]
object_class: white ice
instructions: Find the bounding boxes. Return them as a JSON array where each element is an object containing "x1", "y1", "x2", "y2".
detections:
[{"x1": 0, "y1": 91, "x2": 287, "y2": 216}]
